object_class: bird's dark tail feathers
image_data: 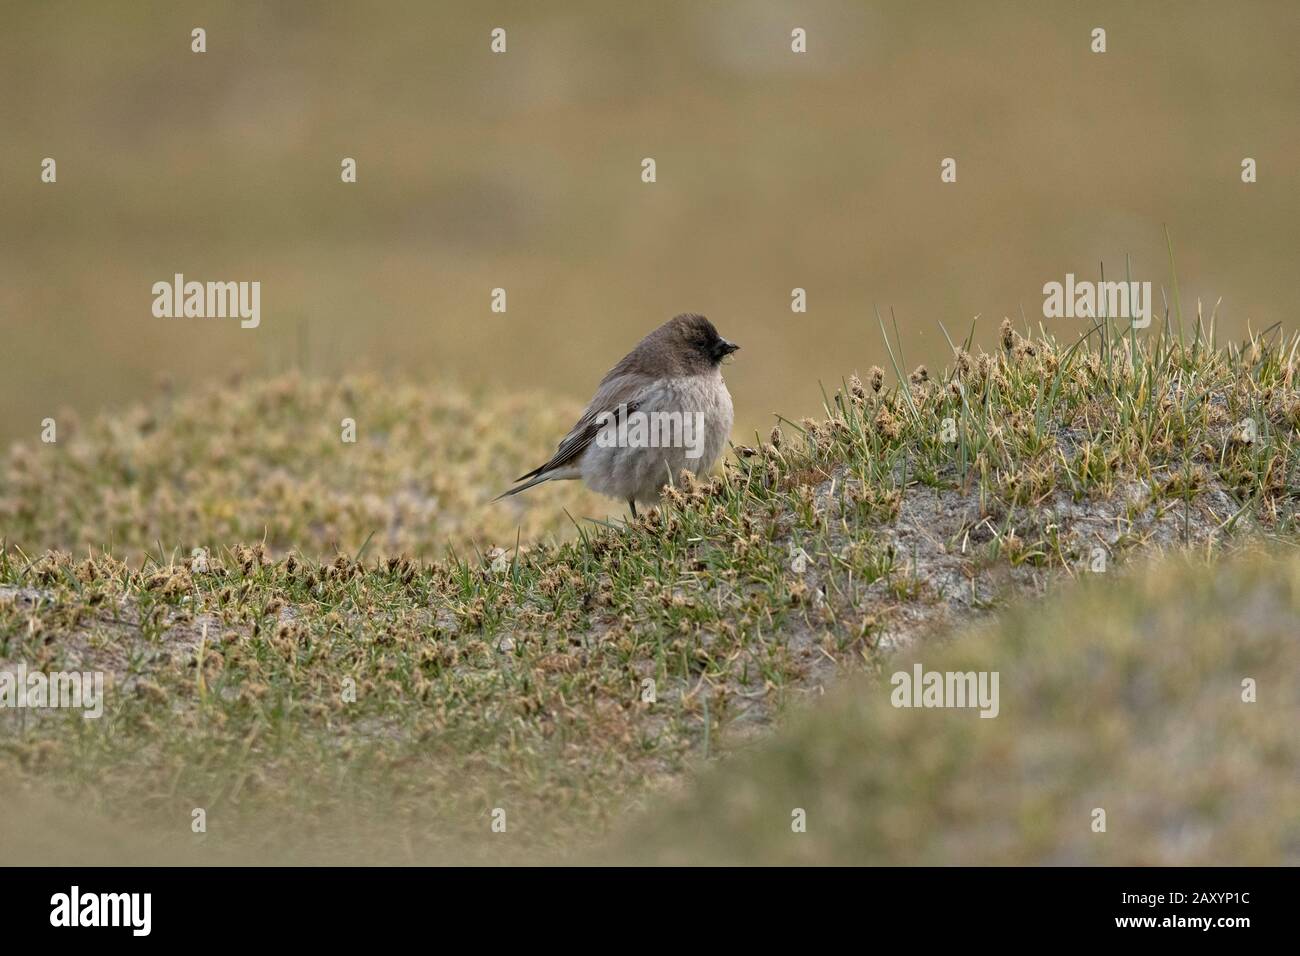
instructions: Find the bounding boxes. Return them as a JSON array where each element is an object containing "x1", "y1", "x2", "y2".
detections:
[{"x1": 492, "y1": 470, "x2": 554, "y2": 502}]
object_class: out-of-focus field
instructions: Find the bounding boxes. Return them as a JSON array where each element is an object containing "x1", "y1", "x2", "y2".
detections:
[{"x1": 2, "y1": 0, "x2": 1297, "y2": 447}]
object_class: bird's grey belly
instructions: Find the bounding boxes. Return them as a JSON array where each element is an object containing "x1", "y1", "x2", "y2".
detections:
[{"x1": 581, "y1": 375, "x2": 733, "y2": 503}]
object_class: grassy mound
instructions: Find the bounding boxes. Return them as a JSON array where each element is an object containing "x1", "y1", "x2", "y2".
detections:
[
  {"x1": 1, "y1": 323, "x2": 1297, "y2": 861},
  {"x1": 0, "y1": 371, "x2": 612, "y2": 562},
  {"x1": 612, "y1": 550, "x2": 1300, "y2": 865}
]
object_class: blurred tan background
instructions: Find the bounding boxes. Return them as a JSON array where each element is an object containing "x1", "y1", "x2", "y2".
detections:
[{"x1": 1, "y1": 0, "x2": 1296, "y2": 447}]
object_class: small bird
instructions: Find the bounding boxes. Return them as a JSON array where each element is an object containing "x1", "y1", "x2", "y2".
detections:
[{"x1": 497, "y1": 313, "x2": 738, "y2": 516}]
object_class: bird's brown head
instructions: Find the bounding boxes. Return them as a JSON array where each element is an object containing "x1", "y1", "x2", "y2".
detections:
[{"x1": 658, "y1": 313, "x2": 739, "y2": 372}]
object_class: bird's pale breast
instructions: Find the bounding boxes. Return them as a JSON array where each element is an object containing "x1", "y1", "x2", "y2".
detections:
[{"x1": 580, "y1": 371, "x2": 733, "y2": 504}]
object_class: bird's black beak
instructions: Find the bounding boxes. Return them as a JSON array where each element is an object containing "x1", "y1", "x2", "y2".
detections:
[{"x1": 713, "y1": 339, "x2": 740, "y2": 361}]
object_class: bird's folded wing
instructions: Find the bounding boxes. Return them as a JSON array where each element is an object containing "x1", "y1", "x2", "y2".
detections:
[{"x1": 514, "y1": 373, "x2": 650, "y2": 481}]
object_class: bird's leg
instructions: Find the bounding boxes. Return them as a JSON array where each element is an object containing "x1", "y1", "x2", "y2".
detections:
[{"x1": 628, "y1": 499, "x2": 638, "y2": 519}]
